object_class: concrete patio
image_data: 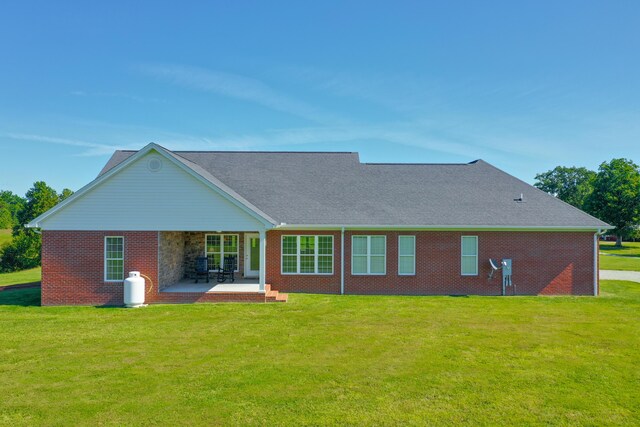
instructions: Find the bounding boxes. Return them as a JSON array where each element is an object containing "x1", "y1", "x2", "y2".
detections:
[{"x1": 161, "y1": 277, "x2": 261, "y2": 293}]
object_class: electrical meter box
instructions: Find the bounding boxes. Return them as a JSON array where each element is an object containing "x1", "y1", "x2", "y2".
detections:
[
  {"x1": 502, "y1": 259, "x2": 512, "y2": 277},
  {"x1": 502, "y1": 258, "x2": 513, "y2": 290}
]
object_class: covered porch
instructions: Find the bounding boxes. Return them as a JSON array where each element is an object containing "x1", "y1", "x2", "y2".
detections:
[
  {"x1": 155, "y1": 230, "x2": 287, "y2": 303},
  {"x1": 158, "y1": 230, "x2": 269, "y2": 292}
]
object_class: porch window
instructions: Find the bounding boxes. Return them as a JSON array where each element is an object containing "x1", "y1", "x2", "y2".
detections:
[
  {"x1": 205, "y1": 234, "x2": 239, "y2": 271},
  {"x1": 282, "y1": 235, "x2": 333, "y2": 275},
  {"x1": 352, "y1": 235, "x2": 386, "y2": 275},
  {"x1": 461, "y1": 236, "x2": 478, "y2": 276},
  {"x1": 104, "y1": 236, "x2": 124, "y2": 282}
]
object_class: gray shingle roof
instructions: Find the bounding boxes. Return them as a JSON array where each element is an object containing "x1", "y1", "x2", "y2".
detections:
[{"x1": 100, "y1": 149, "x2": 610, "y2": 228}]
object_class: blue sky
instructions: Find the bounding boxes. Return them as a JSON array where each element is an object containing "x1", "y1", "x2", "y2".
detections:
[{"x1": 1, "y1": 1, "x2": 639, "y2": 195}]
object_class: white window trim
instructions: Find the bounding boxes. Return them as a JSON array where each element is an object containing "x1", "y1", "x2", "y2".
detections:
[
  {"x1": 351, "y1": 235, "x2": 387, "y2": 276},
  {"x1": 281, "y1": 235, "x2": 334, "y2": 275},
  {"x1": 461, "y1": 235, "x2": 478, "y2": 276},
  {"x1": 104, "y1": 236, "x2": 124, "y2": 282},
  {"x1": 205, "y1": 233, "x2": 240, "y2": 272},
  {"x1": 398, "y1": 235, "x2": 416, "y2": 276}
]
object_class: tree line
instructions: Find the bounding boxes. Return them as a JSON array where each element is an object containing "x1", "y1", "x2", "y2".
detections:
[
  {"x1": 0, "y1": 182, "x2": 73, "y2": 272},
  {"x1": 534, "y1": 158, "x2": 640, "y2": 246}
]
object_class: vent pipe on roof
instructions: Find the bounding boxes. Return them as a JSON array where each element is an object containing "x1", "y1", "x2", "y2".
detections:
[{"x1": 514, "y1": 193, "x2": 525, "y2": 203}]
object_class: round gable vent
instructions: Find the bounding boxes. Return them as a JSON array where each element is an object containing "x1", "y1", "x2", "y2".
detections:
[{"x1": 147, "y1": 157, "x2": 163, "y2": 172}]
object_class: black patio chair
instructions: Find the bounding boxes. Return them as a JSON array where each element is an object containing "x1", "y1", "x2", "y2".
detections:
[
  {"x1": 194, "y1": 256, "x2": 209, "y2": 283},
  {"x1": 216, "y1": 255, "x2": 236, "y2": 283}
]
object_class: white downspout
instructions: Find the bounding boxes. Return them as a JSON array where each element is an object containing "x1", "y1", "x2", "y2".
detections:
[
  {"x1": 594, "y1": 230, "x2": 601, "y2": 296},
  {"x1": 341, "y1": 227, "x2": 345, "y2": 295},
  {"x1": 259, "y1": 229, "x2": 267, "y2": 292}
]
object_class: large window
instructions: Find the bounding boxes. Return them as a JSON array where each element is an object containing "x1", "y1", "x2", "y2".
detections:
[
  {"x1": 461, "y1": 236, "x2": 478, "y2": 276},
  {"x1": 352, "y1": 235, "x2": 386, "y2": 275},
  {"x1": 282, "y1": 235, "x2": 333, "y2": 275},
  {"x1": 104, "y1": 236, "x2": 124, "y2": 282},
  {"x1": 205, "y1": 234, "x2": 239, "y2": 271},
  {"x1": 398, "y1": 236, "x2": 416, "y2": 275}
]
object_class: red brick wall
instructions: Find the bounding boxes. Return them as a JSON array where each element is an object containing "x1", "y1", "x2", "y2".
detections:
[
  {"x1": 266, "y1": 230, "x2": 596, "y2": 296},
  {"x1": 265, "y1": 230, "x2": 342, "y2": 294},
  {"x1": 42, "y1": 229, "x2": 597, "y2": 305},
  {"x1": 42, "y1": 231, "x2": 270, "y2": 305},
  {"x1": 42, "y1": 231, "x2": 159, "y2": 306}
]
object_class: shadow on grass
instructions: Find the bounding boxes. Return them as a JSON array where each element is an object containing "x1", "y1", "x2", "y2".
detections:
[{"x1": 0, "y1": 287, "x2": 41, "y2": 306}]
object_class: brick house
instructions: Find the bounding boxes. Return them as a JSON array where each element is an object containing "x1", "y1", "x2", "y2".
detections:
[{"x1": 28, "y1": 143, "x2": 611, "y2": 305}]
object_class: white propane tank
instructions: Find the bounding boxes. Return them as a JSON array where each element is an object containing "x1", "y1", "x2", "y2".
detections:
[{"x1": 123, "y1": 271, "x2": 146, "y2": 308}]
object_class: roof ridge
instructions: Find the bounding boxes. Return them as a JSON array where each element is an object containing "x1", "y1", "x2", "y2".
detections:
[
  {"x1": 114, "y1": 150, "x2": 358, "y2": 154},
  {"x1": 364, "y1": 159, "x2": 481, "y2": 166},
  {"x1": 364, "y1": 162, "x2": 472, "y2": 166}
]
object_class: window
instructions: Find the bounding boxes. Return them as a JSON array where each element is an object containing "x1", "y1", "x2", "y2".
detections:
[
  {"x1": 461, "y1": 236, "x2": 478, "y2": 276},
  {"x1": 352, "y1": 235, "x2": 386, "y2": 275},
  {"x1": 104, "y1": 236, "x2": 124, "y2": 281},
  {"x1": 205, "y1": 234, "x2": 239, "y2": 271},
  {"x1": 281, "y1": 235, "x2": 333, "y2": 274},
  {"x1": 398, "y1": 236, "x2": 416, "y2": 275}
]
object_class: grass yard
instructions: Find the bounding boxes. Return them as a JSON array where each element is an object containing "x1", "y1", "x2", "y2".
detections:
[
  {"x1": 600, "y1": 242, "x2": 640, "y2": 271},
  {"x1": 600, "y1": 241, "x2": 640, "y2": 257},
  {"x1": 600, "y1": 255, "x2": 640, "y2": 271},
  {"x1": 0, "y1": 281, "x2": 638, "y2": 426},
  {"x1": 0, "y1": 267, "x2": 41, "y2": 287},
  {"x1": 0, "y1": 229, "x2": 11, "y2": 248}
]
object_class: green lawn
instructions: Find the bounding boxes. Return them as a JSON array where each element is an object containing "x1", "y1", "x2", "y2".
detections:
[
  {"x1": 600, "y1": 241, "x2": 640, "y2": 271},
  {"x1": 0, "y1": 229, "x2": 11, "y2": 248},
  {"x1": 0, "y1": 267, "x2": 41, "y2": 287},
  {"x1": 600, "y1": 255, "x2": 640, "y2": 271},
  {"x1": 600, "y1": 241, "x2": 640, "y2": 257},
  {"x1": 0, "y1": 282, "x2": 638, "y2": 426}
]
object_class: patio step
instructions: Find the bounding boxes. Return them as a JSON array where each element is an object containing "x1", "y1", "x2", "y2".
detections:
[{"x1": 265, "y1": 287, "x2": 288, "y2": 303}]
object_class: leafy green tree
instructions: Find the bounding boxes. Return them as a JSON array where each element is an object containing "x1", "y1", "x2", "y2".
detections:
[
  {"x1": 0, "y1": 204, "x2": 12, "y2": 229},
  {"x1": 59, "y1": 188, "x2": 74, "y2": 202},
  {"x1": 15, "y1": 181, "x2": 61, "y2": 233},
  {"x1": 534, "y1": 166, "x2": 596, "y2": 211},
  {"x1": 586, "y1": 159, "x2": 640, "y2": 246},
  {"x1": 0, "y1": 233, "x2": 41, "y2": 271},
  {"x1": 0, "y1": 190, "x2": 25, "y2": 229},
  {"x1": 0, "y1": 182, "x2": 73, "y2": 272}
]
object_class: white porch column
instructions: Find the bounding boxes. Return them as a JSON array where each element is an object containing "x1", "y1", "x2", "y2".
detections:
[{"x1": 259, "y1": 229, "x2": 267, "y2": 292}]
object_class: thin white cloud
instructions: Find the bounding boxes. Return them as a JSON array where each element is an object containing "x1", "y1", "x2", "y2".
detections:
[
  {"x1": 70, "y1": 90, "x2": 165, "y2": 103},
  {"x1": 2, "y1": 133, "x2": 123, "y2": 156},
  {"x1": 0, "y1": 114, "x2": 552, "y2": 161},
  {"x1": 137, "y1": 63, "x2": 343, "y2": 124},
  {"x1": 1, "y1": 127, "x2": 258, "y2": 157},
  {"x1": 211, "y1": 125, "x2": 485, "y2": 158}
]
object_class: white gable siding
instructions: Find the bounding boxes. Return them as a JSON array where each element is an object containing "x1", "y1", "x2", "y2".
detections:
[{"x1": 40, "y1": 153, "x2": 266, "y2": 231}]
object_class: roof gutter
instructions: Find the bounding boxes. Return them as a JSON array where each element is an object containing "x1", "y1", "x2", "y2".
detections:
[{"x1": 274, "y1": 224, "x2": 614, "y2": 231}]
